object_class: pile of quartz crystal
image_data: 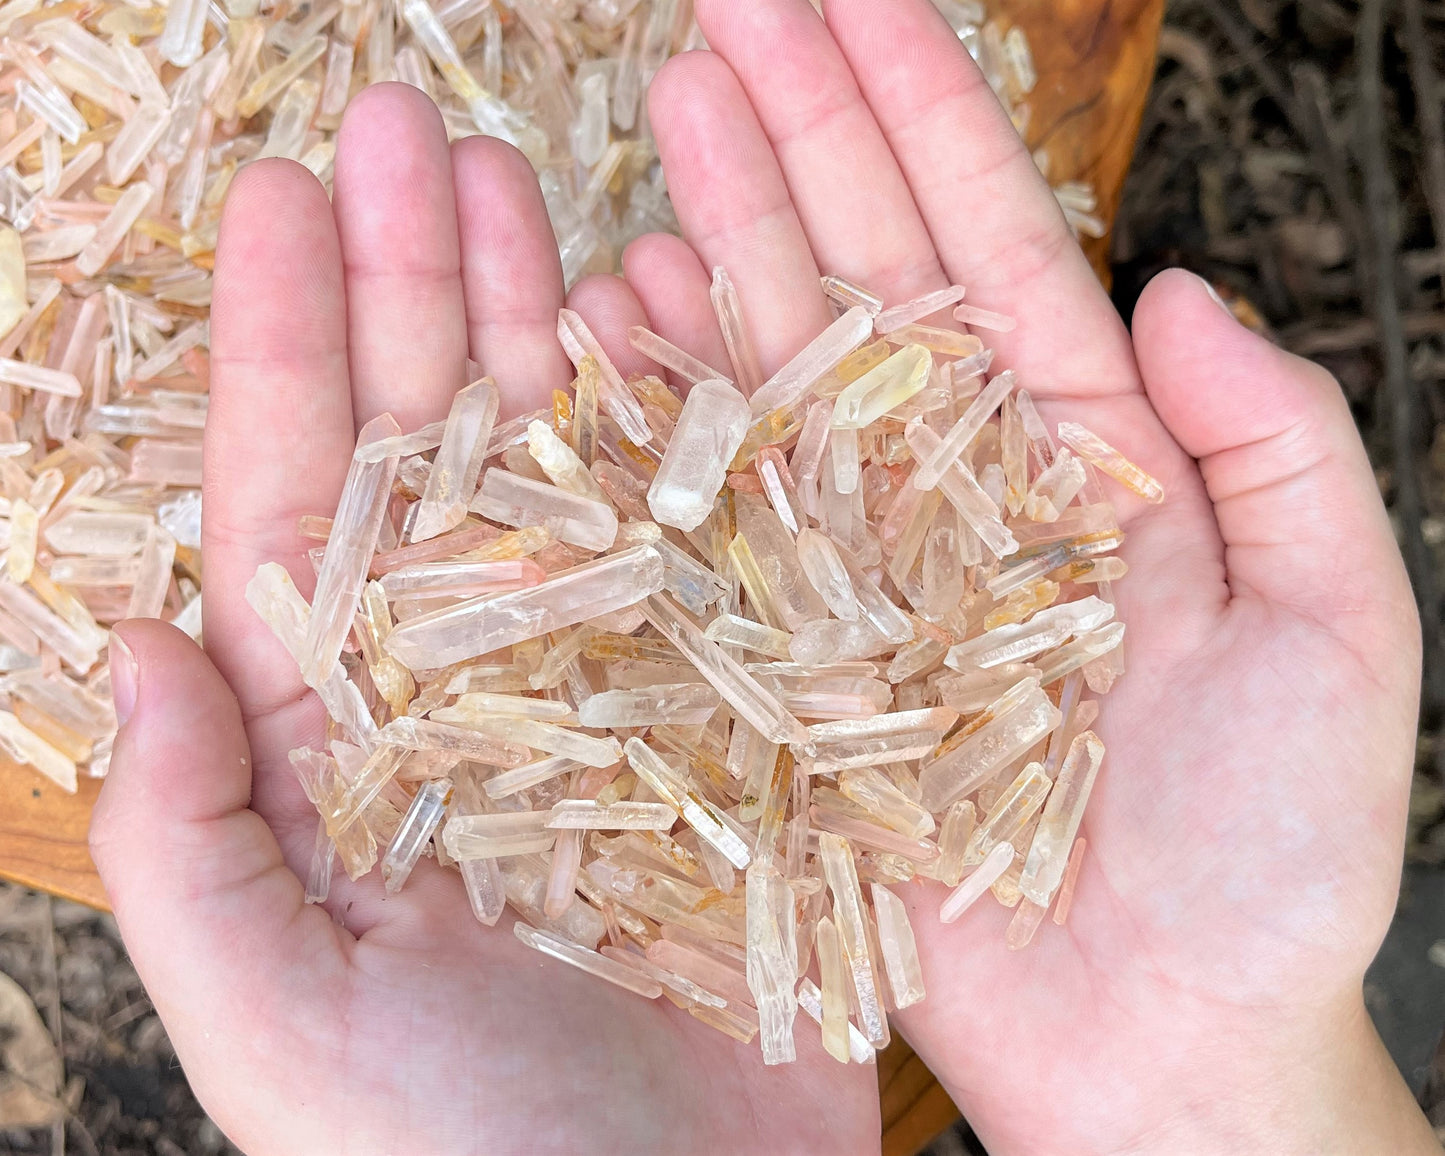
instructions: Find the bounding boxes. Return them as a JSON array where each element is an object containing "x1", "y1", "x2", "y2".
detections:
[
  {"x1": 253, "y1": 274, "x2": 1162, "y2": 1065},
  {"x1": 0, "y1": 0, "x2": 1088, "y2": 792}
]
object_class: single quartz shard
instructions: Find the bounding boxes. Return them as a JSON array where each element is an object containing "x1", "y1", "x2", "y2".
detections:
[
  {"x1": 808, "y1": 707, "x2": 956, "y2": 774},
  {"x1": 711, "y1": 267, "x2": 764, "y2": 397},
  {"x1": 381, "y1": 777, "x2": 452, "y2": 893},
  {"x1": 246, "y1": 564, "x2": 376, "y2": 748},
  {"x1": 546, "y1": 800, "x2": 679, "y2": 830},
  {"x1": 577, "y1": 683, "x2": 722, "y2": 728},
  {"x1": 789, "y1": 619, "x2": 894, "y2": 665},
  {"x1": 749, "y1": 307, "x2": 874, "y2": 417},
  {"x1": 604, "y1": 946, "x2": 730, "y2": 1008},
  {"x1": 953, "y1": 303, "x2": 1018, "y2": 332},
  {"x1": 1020, "y1": 731, "x2": 1104, "y2": 905},
  {"x1": 875, "y1": 285, "x2": 967, "y2": 333},
  {"x1": 412, "y1": 379, "x2": 499, "y2": 541},
  {"x1": 125, "y1": 523, "x2": 175, "y2": 620},
  {"x1": 513, "y1": 923, "x2": 663, "y2": 999},
  {"x1": 944, "y1": 596, "x2": 1114, "y2": 670},
  {"x1": 427, "y1": 708, "x2": 622, "y2": 768},
  {"x1": 1025, "y1": 446, "x2": 1088, "y2": 522},
  {"x1": 0, "y1": 360, "x2": 81, "y2": 397},
  {"x1": 654, "y1": 538, "x2": 728, "y2": 614},
  {"x1": 1034, "y1": 621, "x2": 1125, "y2": 685},
  {"x1": 745, "y1": 859, "x2": 798, "y2": 1065},
  {"x1": 735, "y1": 495, "x2": 829, "y2": 630},
  {"x1": 6, "y1": 500, "x2": 36, "y2": 583},
  {"x1": 1056, "y1": 421, "x2": 1166, "y2": 503},
  {"x1": 75, "y1": 182, "x2": 152, "y2": 277},
  {"x1": 0, "y1": 228, "x2": 24, "y2": 341},
  {"x1": 629, "y1": 325, "x2": 731, "y2": 386},
  {"x1": 484, "y1": 755, "x2": 584, "y2": 799},
  {"x1": 912, "y1": 370, "x2": 1017, "y2": 489},
  {"x1": 377, "y1": 717, "x2": 531, "y2": 767},
  {"x1": 935, "y1": 801, "x2": 977, "y2": 886},
  {"x1": 647, "y1": 378, "x2": 750, "y2": 531},
  {"x1": 794, "y1": 528, "x2": 858, "y2": 620},
  {"x1": 821, "y1": 276, "x2": 883, "y2": 316},
  {"x1": 965, "y1": 762, "x2": 1051, "y2": 864},
  {"x1": 918, "y1": 679, "x2": 1062, "y2": 812},
  {"x1": 810, "y1": 806, "x2": 939, "y2": 864},
  {"x1": 703, "y1": 613, "x2": 793, "y2": 660},
  {"x1": 528, "y1": 419, "x2": 606, "y2": 503},
  {"x1": 839, "y1": 768, "x2": 936, "y2": 838},
  {"x1": 870, "y1": 883, "x2": 925, "y2": 1008},
  {"x1": 831, "y1": 344, "x2": 931, "y2": 430},
  {"x1": 301, "y1": 414, "x2": 402, "y2": 689},
  {"x1": 939, "y1": 841, "x2": 1017, "y2": 923},
  {"x1": 472, "y1": 468, "x2": 618, "y2": 551},
  {"x1": 797, "y1": 978, "x2": 874, "y2": 1063},
  {"x1": 378, "y1": 558, "x2": 546, "y2": 599},
  {"x1": 813, "y1": 916, "x2": 853, "y2": 1063},
  {"x1": 645, "y1": 939, "x2": 751, "y2": 1006},
  {"x1": 385, "y1": 545, "x2": 664, "y2": 668},
  {"x1": 1052, "y1": 837, "x2": 1088, "y2": 926},
  {"x1": 444, "y1": 811, "x2": 556, "y2": 859},
  {"x1": 326, "y1": 743, "x2": 408, "y2": 837},
  {"x1": 818, "y1": 832, "x2": 889, "y2": 1048}
]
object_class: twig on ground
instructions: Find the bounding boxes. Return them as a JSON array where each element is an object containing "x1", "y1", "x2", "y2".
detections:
[
  {"x1": 1196, "y1": 0, "x2": 1364, "y2": 257},
  {"x1": 1357, "y1": 0, "x2": 1445, "y2": 719},
  {"x1": 40, "y1": 897, "x2": 64, "y2": 1156},
  {"x1": 1401, "y1": 0, "x2": 1445, "y2": 292}
]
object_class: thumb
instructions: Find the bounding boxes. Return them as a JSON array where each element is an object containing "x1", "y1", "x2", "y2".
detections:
[
  {"x1": 89, "y1": 620, "x2": 338, "y2": 1076},
  {"x1": 1132, "y1": 269, "x2": 1418, "y2": 656}
]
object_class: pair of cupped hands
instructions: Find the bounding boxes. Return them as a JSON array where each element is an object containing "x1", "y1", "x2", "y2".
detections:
[{"x1": 89, "y1": 0, "x2": 1435, "y2": 1152}]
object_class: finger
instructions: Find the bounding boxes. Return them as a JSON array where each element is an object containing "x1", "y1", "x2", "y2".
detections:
[
  {"x1": 648, "y1": 51, "x2": 834, "y2": 376},
  {"x1": 566, "y1": 273, "x2": 660, "y2": 380},
  {"x1": 206, "y1": 159, "x2": 352, "y2": 726},
  {"x1": 694, "y1": 0, "x2": 948, "y2": 305},
  {"x1": 1133, "y1": 270, "x2": 1418, "y2": 654},
  {"x1": 452, "y1": 135, "x2": 571, "y2": 418},
  {"x1": 91, "y1": 622, "x2": 347, "y2": 1130},
  {"x1": 822, "y1": 0, "x2": 1138, "y2": 397},
  {"x1": 621, "y1": 233, "x2": 733, "y2": 381},
  {"x1": 333, "y1": 83, "x2": 468, "y2": 429}
]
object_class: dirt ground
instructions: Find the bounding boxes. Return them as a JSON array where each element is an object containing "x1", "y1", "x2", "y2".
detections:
[{"x1": 3, "y1": 0, "x2": 1444, "y2": 1150}]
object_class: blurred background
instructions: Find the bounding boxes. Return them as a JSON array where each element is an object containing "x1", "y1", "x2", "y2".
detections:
[{"x1": 1, "y1": 0, "x2": 1443, "y2": 1151}]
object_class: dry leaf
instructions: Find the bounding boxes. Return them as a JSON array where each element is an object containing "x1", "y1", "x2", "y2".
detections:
[{"x1": 0, "y1": 970, "x2": 62, "y2": 1129}]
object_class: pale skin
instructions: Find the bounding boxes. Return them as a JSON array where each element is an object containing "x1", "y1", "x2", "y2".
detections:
[{"x1": 87, "y1": 0, "x2": 1439, "y2": 1152}]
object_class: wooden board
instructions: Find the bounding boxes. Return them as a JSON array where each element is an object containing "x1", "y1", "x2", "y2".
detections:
[
  {"x1": 1004, "y1": 0, "x2": 1166, "y2": 282},
  {"x1": 0, "y1": 755, "x2": 109, "y2": 912}
]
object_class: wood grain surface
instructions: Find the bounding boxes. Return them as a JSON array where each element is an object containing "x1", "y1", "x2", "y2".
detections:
[
  {"x1": 1008, "y1": 0, "x2": 1166, "y2": 281},
  {"x1": 0, "y1": 755, "x2": 109, "y2": 911}
]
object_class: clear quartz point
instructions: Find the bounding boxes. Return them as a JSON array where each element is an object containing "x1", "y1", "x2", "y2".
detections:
[{"x1": 647, "y1": 379, "x2": 750, "y2": 531}]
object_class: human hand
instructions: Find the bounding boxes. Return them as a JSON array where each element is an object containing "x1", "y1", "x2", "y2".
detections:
[
  {"x1": 87, "y1": 84, "x2": 877, "y2": 1155},
  {"x1": 573, "y1": 0, "x2": 1436, "y2": 1151}
]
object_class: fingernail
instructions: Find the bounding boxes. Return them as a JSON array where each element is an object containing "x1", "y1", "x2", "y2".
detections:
[
  {"x1": 110, "y1": 631, "x2": 137, "y2": 726},
  {"x1": 1195, "y1": 272, "x2": 1235, "y2": 320}
]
